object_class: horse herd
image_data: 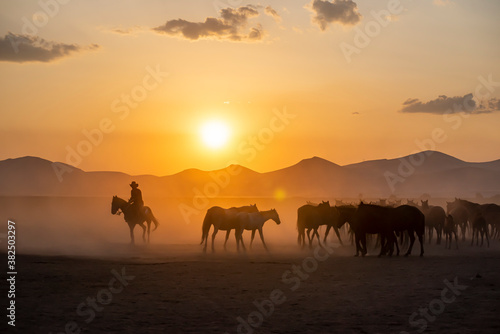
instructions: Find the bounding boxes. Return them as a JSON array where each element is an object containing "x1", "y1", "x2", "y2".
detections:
[
  {"x1": 198, "y1": 198, "x2": 499, "y2": 256},
  {"x1": 111, "y1": 195, "x2": 499, "y2": 256}
]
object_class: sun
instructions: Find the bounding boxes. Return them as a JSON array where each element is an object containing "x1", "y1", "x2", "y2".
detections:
[{"x1": 200, "y1": 120, "x2": 230, "y2": 149}]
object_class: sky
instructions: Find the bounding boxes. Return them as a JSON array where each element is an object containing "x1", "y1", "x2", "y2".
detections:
[{"x1": 0, "y1": 0, "x2": 499, "y2": 176}]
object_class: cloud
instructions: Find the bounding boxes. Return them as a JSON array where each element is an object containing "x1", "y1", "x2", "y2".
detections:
[
  {"x1": 152, "y1": 5, "x2": 265, "y2": 42},
  {"x1": 308, "y1": 0, "x2": 362, "y2": 31},
  {"x1": 0, "y1": 32, "x2": 99, "y2": 63},
  {"x1": 265, "y1": 6, "x2": 282, "y2": 22},
  {"x1": 105, "y1": 25, "x2": 146, "y2": 35},
  {"x1": 399, "y1": 93, "x2": 500, "y2": 115},
  {"x1": 433, "y1": 0, "x2": 455, "y2": 6}
]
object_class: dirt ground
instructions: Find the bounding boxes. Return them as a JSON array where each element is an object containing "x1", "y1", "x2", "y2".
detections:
[{"x1": 4, "y1": 241, "x2": 500, "y2": 334}]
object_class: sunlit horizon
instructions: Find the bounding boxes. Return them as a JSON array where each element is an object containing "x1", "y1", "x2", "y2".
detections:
[{"x1": 1, "y1": 0, "x2": 499, "y2": 175}]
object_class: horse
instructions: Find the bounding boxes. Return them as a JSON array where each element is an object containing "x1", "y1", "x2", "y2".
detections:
[
  {"x1": 452, "y1": 198, "x2": 500, "y2": 240},
  {"x1": 446, "y1": 201, "x2": 469, "y2": 242},
  {"x1": 388, "y1": 205, "x2": 425, "y2": 257},
  {"x1": 297, "y1": 201, "x2": 332, "y2": 248},
  {"x1": 200, "y1": 204, "x2": 258, "y2": 252},
  {"x1": 350, "y1": 203, "x2": 396, "y2": 257},
  {"x1": 351, "y1": 203, "x2": 424, "y2": 257},
  {"x1": 236, "y1": 209, "x2": 281, "y2": 251},
  {"x1": 443, "y1": 214, "x2": 459, "y2": 249},
  {"x1": 471, "y1": 212, "x2": 489, "y2": 247},
  {"x1": 111, "y1": 196, "x2": 159, "y2": 244},
  {"x1": 323, "y1": 205, "x2": 357, "y2": 246},
  {"x1": 420, "y1": 200, "x2": 445, "y2": 245}
]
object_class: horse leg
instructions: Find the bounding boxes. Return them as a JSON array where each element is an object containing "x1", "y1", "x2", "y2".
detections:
[
  {"x1": 485, "y1": 229, "x2": 490, "y2": 247},
  {"x1": 250, "y1": 230, "x2": 256, "y2": 249},
  {"x1": 258, "y1": 228, "x2": 268, "y2": 251},
  {"x1": 211, "y1": 228, "x2": 218, "y2": 252},
  {"x1": 333, "y1": 227, "x2": 343, "y2": 246},
  {"x1": 306, "y1": 228, "x2": 313, "y2": 247},
  {"x1": 146, "y1": 220, "x2": 151, "y2": 243},
  {"x1": 139, "y1": 223, "x2": 146, "y2": 243},
  {"x1": 394, "y1": 233, "x2": 400, "y2": 256},
  {"x1": 378, "y1": 234, "x2": 386, "y2": 257},
  {"x1": 323, "y1": 225, "x2": 331, "y2": 243},
  {"x1": 354, "y1": 233, "x2": 361, "y2": 257},
  {"x1": 405, "y1": 232, "x2": 416, "y2": 257},
  {"x1": 387, "y1": 232, "x2": 398, "y2": 256},
  {"x1": 224, "y1": 230, "x2": 231, "y2": 250},
  {"x1": 361, "y1": 234, "x2": 367, "y2": 256},
  {"x1": 418, "y1": 232, "x2": 424, "y2": 257},
  {"x1": 314, "y1": 228, "x2": 323, "y2": 248},
  {"x1": 454, "y1": 231, "x2": 459, "y2": 249},
  {"x1": 129, "y1": 224, "x2": 135, "y2": 245},
  {"x1": 238, "y1": 229, "x2": 246, "y2": 252}
]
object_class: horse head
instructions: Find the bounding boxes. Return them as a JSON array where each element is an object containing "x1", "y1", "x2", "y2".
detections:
[
  {"x1": 271, "y1": 208, "x2": 281, "y2": 225},
  {"x1": 111, "y1": 195, "x2": 122, "y2": 215}
]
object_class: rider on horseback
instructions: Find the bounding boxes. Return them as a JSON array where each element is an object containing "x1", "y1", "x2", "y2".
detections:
[{"x1": 128, "y1": 181, "x2": 144, "y2": 220}]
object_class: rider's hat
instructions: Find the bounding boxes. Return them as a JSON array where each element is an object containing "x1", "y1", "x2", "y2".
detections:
[{"x1": 130, "y1": 181, "x2": 139, "y2": 188}]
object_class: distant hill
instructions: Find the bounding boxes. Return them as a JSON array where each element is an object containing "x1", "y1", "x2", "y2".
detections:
[{"x1": 1, "y1": 151, "x2": 500, "y2": 198}]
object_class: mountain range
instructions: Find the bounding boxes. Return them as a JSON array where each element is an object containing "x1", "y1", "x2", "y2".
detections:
[{"x1": 1, "y1": 151, "x2": 500, "y2": 199}]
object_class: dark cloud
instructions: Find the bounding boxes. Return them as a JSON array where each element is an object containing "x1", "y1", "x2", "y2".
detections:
[
  {"x1": 476, "y1": 98, "x2": 500, "y2": 114},
  {"x1": 308, "y1": 0, "x2": 362, "y2": 31},
  {"x1": 0, "y1": 32, "x2": 99, "y2": 63},
  {"x1": 153, "y1": 5, "x2": 264, "y2": 42},
  {"x1": 265, "y1": 6, "x2": 282, "y2": 22},
  {"x1": 399, "y1": 93, "x2": 500, "y2": 115}
]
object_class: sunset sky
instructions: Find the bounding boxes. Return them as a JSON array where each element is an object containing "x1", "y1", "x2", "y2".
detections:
[{"x1": 1, "y1": 0, "x2": 499, "y2": 175}]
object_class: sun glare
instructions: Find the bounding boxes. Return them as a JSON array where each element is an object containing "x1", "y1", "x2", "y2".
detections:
[{"x1": 200, "y1": 120, "x2": 230, "y2": 149}]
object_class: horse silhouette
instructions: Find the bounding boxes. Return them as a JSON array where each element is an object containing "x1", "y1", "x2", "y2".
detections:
[
  {"x1": 446, "y1": 200, "x2": 469, "y2": 242},
  {"x1": 323, "y1": 205, "x2": 357, "y2": 246},
  {"x1": 419, "y1": 200, "x2": 445, "y2": 245},
  {"x1": 236, "y1": 209, "x2": 281, "y2": 251},
  {"x1": 450, "y1": 198, "x2": 500, "y2": 240},
  {"x1": 200, "y1": 204, "x2": 258, "y2": 252},
  {"x1": 351, "y1": 203, "x2": 424, "y2": 257},
  {"x1": 351, "y1": 203, "x2": 396, "y2": 257},
  {"x1": 111, "y1": 196, "x2": 159, "y2": 244},
  {"x1": 471, "y1": 212, "x2": 489, "y2": 247},
  {"x1": 297, "y1": 201, "x2": 332, "y2": 248}
]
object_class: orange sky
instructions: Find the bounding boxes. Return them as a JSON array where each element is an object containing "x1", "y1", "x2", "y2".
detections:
[{"x1": 1, "y1": 0, "x2": 499, "y2": 175}]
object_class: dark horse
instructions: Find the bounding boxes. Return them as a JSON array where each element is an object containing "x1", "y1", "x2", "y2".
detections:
[
  {"x1": 200, "y1": 204, "x2": 258, "y2": 252},
  {"x1": 351, "y1": 203, "x2": 424, "y2": 257},
  {"x1": 446, "y1": 200, "x2": 469, "y2": 242},
  {"x1": 420, "y1": 200, "x2": 445, "y2": 245},
  {"x1": 323, "y1": 205, "x2": 357, "y2": 246},
  {"x1": 449, "y1": 198, "x2": 500, "y2": 240},
  {"x1": 111, "y1": 196, "x2": 159, "y2": 244},
  {"x1": 297, "y1": 201, "x2": 332, "y2": 248}
]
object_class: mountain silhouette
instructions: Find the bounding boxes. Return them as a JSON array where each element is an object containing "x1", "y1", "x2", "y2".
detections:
[{"x1": 1, "y1": 151, "x2": 499, "y2": 198}]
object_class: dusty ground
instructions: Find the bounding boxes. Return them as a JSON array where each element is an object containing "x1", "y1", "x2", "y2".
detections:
[{"x1": 3, "y1": 241, "x2": 500, "y2": 334}]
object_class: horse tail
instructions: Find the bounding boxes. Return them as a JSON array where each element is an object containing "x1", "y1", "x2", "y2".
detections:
[
  {"x1": 201, "y1": 209, "x2": 213, "y2": 245},
  {"x1": 297, "y1": 214, "x2": 305, "y2": 246},
  {"x1": 151, "y1": 213, "x2": 159, "y2": 231},
  {"x1": 145, "y1": 207, "x2": 159, "y2": 231}
]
